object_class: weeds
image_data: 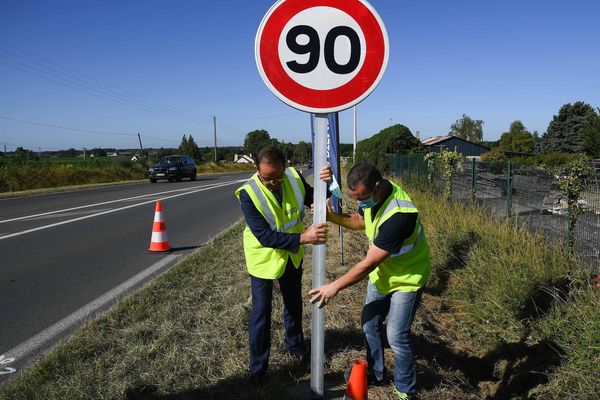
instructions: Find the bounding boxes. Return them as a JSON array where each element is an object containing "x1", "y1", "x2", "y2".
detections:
[{"x1": 1, "y1": 175, "x2": 597, "y2": 399}]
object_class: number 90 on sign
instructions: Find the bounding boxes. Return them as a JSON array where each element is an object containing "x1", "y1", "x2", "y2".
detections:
[{"x1": 280, "y1": 7, "x2": 365, "y2": 91}]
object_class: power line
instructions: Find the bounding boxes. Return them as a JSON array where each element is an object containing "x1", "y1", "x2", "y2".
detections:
[
  {"x1": 0, "y1": 114, "x2": 193, "y2": 147},
  {"x1": 0, "y1": 114, "x2": 135, "y2": 137},
  {"x1": 219, "y1": 111, "x2": 299, "y2": 120},
  {"x1": 0, "y1": 40, "x2": 213, "y2": 121},
  {"x1": 0, "y1": 57, "x2": 213, "y2": 123}
]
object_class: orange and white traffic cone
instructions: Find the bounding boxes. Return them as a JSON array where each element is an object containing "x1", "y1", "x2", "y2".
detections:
[
  {"x1": 343, "y1": 360, "x2": 368, "y2": 400},
  {"x1": 148, "y1": 200, "x2": 170, "y2": 252}
]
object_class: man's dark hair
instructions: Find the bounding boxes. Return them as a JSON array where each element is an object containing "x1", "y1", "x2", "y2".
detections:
[
  {"x1": 347, "y1": 163, "x2": 382, "y2": 191},
  {"x1": 255, "y1": 146, "x2": 286, "y2": 167}
]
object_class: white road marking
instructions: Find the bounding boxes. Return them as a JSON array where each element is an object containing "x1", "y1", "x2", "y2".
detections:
[
  {"x1": 19, "y1": 209, "x2": 112, "y2": 220},
  {"x1": 0, "y1": 355, "x2": 16, "y2": 375},
  {"x1": 0, "y1": 183, "x2": 225, "y2": 224},
  {"x1": 1, "y1": 253, "x2": 180, "y2": 371},
  {"x1": 0, "y1": 179, "x2": 246, "y2": 241}
]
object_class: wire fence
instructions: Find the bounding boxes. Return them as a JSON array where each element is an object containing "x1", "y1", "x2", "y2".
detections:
[{"x1": 390, "y1": 154, "x2": 600, "y2": 271}]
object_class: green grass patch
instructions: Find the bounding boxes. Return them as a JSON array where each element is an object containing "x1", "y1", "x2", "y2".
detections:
[
  {"x1": 0, "y1": 160, "x2": 255, "y2": 194},
  {"x1": 530, "y1": 283, "x2": 600, "y2": 400},
  {"x1": 411, "y1": 188, "x2": 575, "y2": 348},
  {"x1": 1, "y1": 176, "x2": 597, "y2": 399}
]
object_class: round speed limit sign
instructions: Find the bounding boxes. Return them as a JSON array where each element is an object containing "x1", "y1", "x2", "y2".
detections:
[{"x1": 255, "y1": 0, "x2": 389, "y2": 114}]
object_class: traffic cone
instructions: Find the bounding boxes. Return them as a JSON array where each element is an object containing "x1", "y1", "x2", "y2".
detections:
[
  {"x1": 148, "y1": 200, "x2": 170, "y2": 252},
  {"x1": 343, "y1": 360, "x2": 368, "y2": 400}
]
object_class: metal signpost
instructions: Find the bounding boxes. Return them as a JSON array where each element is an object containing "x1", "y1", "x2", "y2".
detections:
[{"x1": 255, "y1": 0, "x2": 388, "y2": 397}]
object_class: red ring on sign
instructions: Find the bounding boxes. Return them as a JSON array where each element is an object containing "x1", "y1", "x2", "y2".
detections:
[{"x1": 258, "y1": 0, "x2": 385, "y2": 111}]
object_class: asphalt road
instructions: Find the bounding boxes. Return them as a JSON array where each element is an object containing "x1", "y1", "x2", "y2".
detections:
[{"x1": 0, "y1": 171, "x2": 253, "y2": 375}]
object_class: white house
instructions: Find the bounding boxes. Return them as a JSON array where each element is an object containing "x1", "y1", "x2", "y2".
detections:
[{"x1": 234, "y1": 154, "x2": 254, "y2": 164}]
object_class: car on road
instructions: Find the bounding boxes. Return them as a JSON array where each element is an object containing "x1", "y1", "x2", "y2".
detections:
[{"x1": 148, "y1": 155, "x2": 197, "y2": 183}]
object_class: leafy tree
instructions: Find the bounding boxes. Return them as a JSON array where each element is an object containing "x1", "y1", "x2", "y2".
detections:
[
  {"x1": 294, "y1": 141, "x2": 311, "y2": 165},
  {"x1": 14, "y1": 147, "x2": 38, "y2": 161},
  {"x1": 581, "y1": 110, "x2": 600, "y2": 158},
  {"x1": 498, "y1": 121, "x2": 535, "y2": 153},
  {"x1": 57, "y1": 148, "x2": 78, "y2": 157},
  {"x1": 339, "y1": 143, "x2": 354, "y2": 158},
  {"x1": 244, "y1": 129, "x2": 274, "y2": 158},
  {"x1": 449, "y1": 114, "x2": 484, "y2": 142},
  {"x1": 355, "y1": 124, "x2": 424, "y2": 172},
  {"x1": 539, "y1": 102, "x2": 599, "y2": 153},
  {"x1": 178, "y1": 134, "x2": 203, "y2": 162},
  {"x1": 91, "y1": 148, "x2": 107, "y2": 157}
]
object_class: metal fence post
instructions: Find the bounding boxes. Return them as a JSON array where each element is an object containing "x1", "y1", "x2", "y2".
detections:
[
  {"x1": 471, "y1": 158, "x2": 477, "y2": 204},
  {"x1": 506, "y1": 161, "x2": 513, "y2": 217},
  {"x1": 566, "y1": 204, "x2": 573, "y2": 254}
]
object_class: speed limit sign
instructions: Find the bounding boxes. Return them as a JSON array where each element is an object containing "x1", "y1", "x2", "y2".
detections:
[{"x1": 255, "y1": 0, "x2": 389, "y2": 114}]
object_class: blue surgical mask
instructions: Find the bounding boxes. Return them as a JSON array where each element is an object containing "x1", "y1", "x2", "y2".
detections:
[
  {"x1": 358, "y1": 197, "x2": 377, "y2": 210},
  {"x1": 329, "y1": 175, "x2": 343, "y2": 199}
]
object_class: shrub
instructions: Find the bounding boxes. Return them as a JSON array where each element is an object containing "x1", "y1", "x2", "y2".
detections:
[{"x1": 355, "y1": 124, "x2": 424, "y2": 172}]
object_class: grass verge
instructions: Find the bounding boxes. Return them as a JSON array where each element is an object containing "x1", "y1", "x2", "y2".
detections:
[{"x1": 1, "y1": 177, "x2": 597, "y2": 399}]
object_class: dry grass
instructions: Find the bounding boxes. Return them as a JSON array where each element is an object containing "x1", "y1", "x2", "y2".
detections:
[{"x1": 1, "y1": 176, "x2": 596, "y2": 399}]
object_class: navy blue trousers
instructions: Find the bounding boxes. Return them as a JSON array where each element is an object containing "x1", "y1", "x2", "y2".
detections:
[{"x1": 249, "y1": 260, "x2": 304, "y2": 377}]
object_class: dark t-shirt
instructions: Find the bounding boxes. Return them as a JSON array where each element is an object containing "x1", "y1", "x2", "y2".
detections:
[{"x1": 358, "y1": 198, "x2": 417, "y2": 255}]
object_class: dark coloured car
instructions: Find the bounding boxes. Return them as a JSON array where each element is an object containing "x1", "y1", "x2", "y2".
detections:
[{"x1": 148, "y1": 155, "x2": 197, "y2": 183}]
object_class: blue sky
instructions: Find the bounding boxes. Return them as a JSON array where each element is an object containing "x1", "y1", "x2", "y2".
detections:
[{"x1": 1, "y1": 0, "x2": 599, "y2": 152}]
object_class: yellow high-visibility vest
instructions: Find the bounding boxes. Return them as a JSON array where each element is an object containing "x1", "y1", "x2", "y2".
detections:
[
  {"x1": 235, "y1": 167, "x2": 306, "y2": 279},
  {"x1": 364, "y1": 181, "x2": 431, "y2": 294}
]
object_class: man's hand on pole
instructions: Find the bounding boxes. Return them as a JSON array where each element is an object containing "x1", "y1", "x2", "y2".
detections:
[
  {"x1": 308, "y1": 283, "x2": 339, "y2": 308},
  {"x1": 319, "y1": 164, "x2": 333, "y2": 183},
  {"x1": 300, "y1": 223, "x2": 327, "y2": 244}
]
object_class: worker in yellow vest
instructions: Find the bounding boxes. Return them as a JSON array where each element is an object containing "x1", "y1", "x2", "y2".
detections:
[
  {"x1": 235, "y1": 146, "x2": 327, "y2": 384},
  {"x1": 310, "y1": 163, "x2": 431, "y2": 400}
]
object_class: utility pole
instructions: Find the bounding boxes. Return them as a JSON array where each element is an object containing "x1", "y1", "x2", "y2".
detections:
[
  {"x1": 83, "y1": 148, "x2": 86, "y2": 160},
  {"x1": 137, "y1": 133, "x2": 145, "y2": 161},
  {"x1": 213, "y1": 116, "x2": 217, "y2": 162}
]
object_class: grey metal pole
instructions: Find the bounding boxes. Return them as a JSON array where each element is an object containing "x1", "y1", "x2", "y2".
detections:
[
  {"x1": 353, "y1": 106, "x2": 357, "y2": 164},
  {"x1": 311, "y1": 114, "x2": 328, "y2": 398}
]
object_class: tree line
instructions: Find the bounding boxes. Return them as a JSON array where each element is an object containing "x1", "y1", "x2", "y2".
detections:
[{"x1": 450, "y1": 101, "x2": 600, "y2": 159}]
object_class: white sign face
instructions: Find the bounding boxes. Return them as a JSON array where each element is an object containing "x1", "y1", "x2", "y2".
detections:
[
  {"x1": 256, "y1": 0, "x2": 389, "y2": 114},
  {"x1": 279, "y1": 7, "x2": 366, "y2": 91}
]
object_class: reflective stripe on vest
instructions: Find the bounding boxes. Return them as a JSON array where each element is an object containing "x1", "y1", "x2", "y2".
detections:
[
  {"x1": 246, "y1": 178, "x2": 281, "y2": 232},
  {"x1": 235, "y1": 167, "x2": 306, "y2": 279},
  {"x1": 369, "y1": 197, "x2": 418, "y2": 246},
  {"x1": 243, "y1": 168, "x2": 305, "y2": 232},
  {"x1": 284, "y1": 168, "x2": 305, "y2": 229},
  {"x1": 365, "y1": 181, "x2": 431, "y2": 293},
  {"x1": 390, "y1": 224, "x2": 423, "y2": 257}
]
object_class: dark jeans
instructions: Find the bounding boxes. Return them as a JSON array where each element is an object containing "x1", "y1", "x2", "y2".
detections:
[
  {"x1": 361, "y1": 281, "x2": 422, "y2": 395},
  {"x1": 249, "y1": 260, "x2": 304, "y2": 377}
]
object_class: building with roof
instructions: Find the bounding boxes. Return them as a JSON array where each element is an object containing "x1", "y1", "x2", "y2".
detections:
[
  {"x1": 234, "y1": 154, "x2": 254, "y2": 164},
  {"x1": 422, "y1": 135, "x2": 490, "y2": 158}
]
